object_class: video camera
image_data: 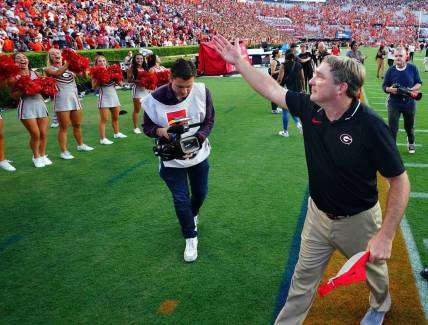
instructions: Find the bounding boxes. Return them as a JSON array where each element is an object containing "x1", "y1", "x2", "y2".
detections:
[
  {"x1": 153, "y1": 117, "x2": 202, "y2": 161},
  {"x1": 392, "y1": 83, "x2": 423, "y2": 101}
]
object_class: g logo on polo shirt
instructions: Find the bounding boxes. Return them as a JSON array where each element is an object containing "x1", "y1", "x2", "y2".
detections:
[{"x1": 340, "y1": 134, "x2": 353, "y2": 145}]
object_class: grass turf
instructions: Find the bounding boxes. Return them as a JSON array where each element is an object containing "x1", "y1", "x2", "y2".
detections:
[{"x1": 1, "y1": 47, "x2": 427, "y2": 324}]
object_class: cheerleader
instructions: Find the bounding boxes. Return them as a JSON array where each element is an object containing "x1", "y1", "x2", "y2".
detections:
[
  {"x1": 0, "y1": 114, "x2": 16, "y2": 171},
  {"x1": 45, "y1": 48, "x2": 93, "y2": 160},
  {"x1": 92, "y1": 55, "x2": 127, "y2": 145},
  {"x1": 127, "y1": 54, "x2": 151, "y2": 134},
  {"x1": 148, "y1": 55, "x2": 166, "y2": 73},
  {"x1": 10, "y1": 53, "x2": 50, "y2": 168}
]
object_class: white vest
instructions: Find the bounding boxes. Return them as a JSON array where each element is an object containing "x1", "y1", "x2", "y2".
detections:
[{"x1": 143, "y1": 82, "x2": 211, "y2": 168}]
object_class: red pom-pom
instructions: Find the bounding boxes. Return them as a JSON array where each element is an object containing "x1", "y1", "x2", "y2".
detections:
[
  {"x1": 0, "y1": 55, "x2": 20, "y2": 83},
  {"x1": 108, "y1": 64, "x2": 123, "y2": 83},
  {"x1": 90, "y1": 66, "x2": 111, "y2": 85},
  {"x1": 137, "y1": 70, "x2": 158, "y2": 90},
  {"x1": 39, "y1": 77, "x2": 58, "y2": 97},
  {"x1": 14, "y1": 75, "x2": 43, "y2": 96},
  {"x1": 155, "y1": 69, "x2": 171, "y2": 87},
  {"x1": 62, "y1": 48, "x2": 90, "y2": 74}
]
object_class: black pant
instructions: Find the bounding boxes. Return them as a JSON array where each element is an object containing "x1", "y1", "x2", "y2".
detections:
[
  {"x1": 387, "y1": 105, "x2": 416, "y2": 144},
  {"x1": 387, "y1": 59, "x2": 394, "y2": 67}
]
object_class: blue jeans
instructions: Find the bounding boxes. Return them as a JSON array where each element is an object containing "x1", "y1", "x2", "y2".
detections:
[
  {"x1": 281, "y1": 109, "x2": 300, "y2": 131},
  {"x1": 160, "y1": 159, "x2": 209, "y2": 238}
]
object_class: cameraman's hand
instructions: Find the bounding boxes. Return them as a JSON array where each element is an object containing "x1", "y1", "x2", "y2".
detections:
[
  {"x1": 156, "y1": 127, "x2": 170, "y2": 139},
  {"x1": 387, "y1": 86, "x2": 398, "y2": 95}
]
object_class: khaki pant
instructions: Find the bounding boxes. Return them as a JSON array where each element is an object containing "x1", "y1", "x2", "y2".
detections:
[{"x1": 275, "y1": 197, "x2": 391, "y2": 325}]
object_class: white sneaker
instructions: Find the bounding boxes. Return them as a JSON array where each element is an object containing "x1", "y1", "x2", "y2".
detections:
[
  {"x1": 77, "y1": 143, "x2": 94, "y2": 151},
  {"x1": 42, "y1": 155, "x2": 53, "y2": 166},
  {"x1": 0, "y1": 160, "x2": 16, "y2": 171},
  {"x1": 194, "y1": 215, "x2": 199, "y2": 232},
  {"x1": 32, "y1": 156, "x2": 45, "y2": 168},
  {"x1": 278, "y1": 130, "x2": 289, "y2": 137},
  {"x1": 50, "y1": 122, "x2": 59, "y2": 128},
  {"x1": 100, "y1": 138, "x2": 114, "y2": 145},
  {"x1": 296, "y1": 122, "x2": 303, "y2": 134},
  {"x1": 113, "y1": 132, "x2": 128, "y2": 139},
  {"x1": 60, "y1": 151, "x2": 74, "y2": 160},
  {"x1": 133, "y1": 128, "x2": 142, "y2": 134},
  {"x1": 184, "y1": 237, "x2": 198, "y2": 262}
]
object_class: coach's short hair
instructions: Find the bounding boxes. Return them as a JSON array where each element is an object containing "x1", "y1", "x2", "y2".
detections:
[
  {"x1": 323, "y1": 55, "x2": 365, "y2": 98},
  {"x1": 171, "y1": 58, "x2": 197, "y2": 80}
]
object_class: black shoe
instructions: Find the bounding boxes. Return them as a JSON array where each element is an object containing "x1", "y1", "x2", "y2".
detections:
[
  {"x1": 421, "y1": 267, "x2": 428, "y2": 280},
  {"x1": 119, "y1": 110, "x2": 127, "y2": 115}
]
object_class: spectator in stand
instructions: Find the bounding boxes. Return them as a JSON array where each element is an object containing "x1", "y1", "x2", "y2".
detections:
[
  {"x1": 10, "y1": 53, "x2": 51, "y2": 168},
  {"x1": 376, "y1": 45, "x2": 387, "y2": 79},
  {"x1": 92, "y1": 55, "x2": 127, "y2": 145}
]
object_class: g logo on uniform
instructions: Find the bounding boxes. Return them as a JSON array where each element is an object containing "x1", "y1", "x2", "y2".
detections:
[{"x1": 340, "y1": 134, "x2": 353, "y2": 145}]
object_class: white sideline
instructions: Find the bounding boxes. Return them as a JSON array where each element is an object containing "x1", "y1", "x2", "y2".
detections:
[
  {"x1": 405, "y1": 163, "x2": 428, "y2": 168},
  {"x1": 400, "y1": 216, "x2": 428, "y2": 320},
  {"x1": 410, "y1": 192, "x2": 428, "y2": 199}
]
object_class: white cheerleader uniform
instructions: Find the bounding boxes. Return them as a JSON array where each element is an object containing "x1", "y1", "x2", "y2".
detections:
[
  {"x1": 17, "y1": 71, "x2": 49, "y2": 120},
  {"x1": 49, "y1": 67, "x2": 81, "y2": 112},
  {"x1": 98, "y1": 81, "x2": 121, "y2": 108}
]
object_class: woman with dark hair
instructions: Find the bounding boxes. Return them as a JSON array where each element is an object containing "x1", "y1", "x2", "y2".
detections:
[
  {"x1": 346, "y1": 40, "x2": 367, "y2": 64},
  {"x1": 146, "y1": 54, "x2": 157, "y2": 72},
  {"x1": 92, "y1": 55, "x2": 127, "y2": 144},
  {"x1": 127, "y1": 53, "x2": 149, "y2": 134},
  {"x1": 10, "y1": 53, "x2": 51, "y2": 168},
  {"x1": 269, "y1": 49, "x2": 282, "y2": 114},
  {"x1": 276, "y1": 50, "x2": 303, "y2": 137},
  {"x1": 375, "y1": 45, "x2": 386, "y2": 79},
  {"x1": 148, "y1": 55, "x2": 166, "y2": 73}
]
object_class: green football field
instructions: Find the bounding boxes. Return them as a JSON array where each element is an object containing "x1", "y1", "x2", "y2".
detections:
[{"x1": 1, "y1": 47, "x2": 427, "y2": 324}]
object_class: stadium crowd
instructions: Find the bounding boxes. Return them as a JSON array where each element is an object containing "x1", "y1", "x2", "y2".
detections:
[{"x1": 0, "y1": 0, "x2": 427, "y2": 53}]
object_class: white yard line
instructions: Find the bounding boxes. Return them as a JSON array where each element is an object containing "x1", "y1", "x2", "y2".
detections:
[{"x1": 400, "y1": 216, "x2": 428, "y2": 320}]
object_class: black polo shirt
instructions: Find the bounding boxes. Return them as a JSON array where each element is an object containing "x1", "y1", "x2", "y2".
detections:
[{"x1": 286, "y1": 91, "x2": 405, "y2": 216}]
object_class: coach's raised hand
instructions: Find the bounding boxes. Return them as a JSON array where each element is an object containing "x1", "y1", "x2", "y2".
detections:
[
  {"x1": 213, "y1": 36, "x2": 245, "y2": 67},
  {"x1": 213, "y1": 35, "x2": 287, "y2": 109}
]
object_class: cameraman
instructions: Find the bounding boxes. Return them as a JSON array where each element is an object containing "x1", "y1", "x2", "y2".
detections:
[
  {"x1": 383, "y1": 46, "x2": 422, "y2": 154},
  {"x1": 142, "y1": 59, "x2": 215, "y2": 263}
]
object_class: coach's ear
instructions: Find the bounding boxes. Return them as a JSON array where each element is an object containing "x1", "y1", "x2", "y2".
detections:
[{"x1": 337, "y1": 82, "x2": 348, "y2": 97}]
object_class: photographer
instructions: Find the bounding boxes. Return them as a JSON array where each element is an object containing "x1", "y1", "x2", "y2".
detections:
[
  {"x1": 383, "y1": 46, "x2": 422, "y2": 154},
  {"x1": 142, "y1": 59, "x2": 215, "y2": 263}
]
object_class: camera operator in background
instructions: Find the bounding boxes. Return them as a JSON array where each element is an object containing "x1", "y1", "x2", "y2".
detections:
[
  {"x1": 142, "y1": 59, "x2": 215, "y2": 263},
  {"x1": 383, "y1": 46, "x2": 422, "y2": 154}
]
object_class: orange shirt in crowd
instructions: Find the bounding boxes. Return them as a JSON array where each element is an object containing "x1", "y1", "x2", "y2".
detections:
[{"x1": 3, "y1": 39, "x2": 14, "y2": 52}]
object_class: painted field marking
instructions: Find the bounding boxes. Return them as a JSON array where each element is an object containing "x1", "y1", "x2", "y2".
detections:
[
  {"x1": 0, "y1": 235, "x2": 24, "y2": 252},
  {"x1": 107, "y1": 161, "x2": 146, "y2": 185},
  {"x1": 397, "y1": 143, "x2": 422, "y2": 147},
  {"x1": 423, "y1": 239, "x2": 428, "y2": 250},
  {"x1": 400, "y1": 216, "x2": 428, "y2": 319},
  {"x1": 400, "y1": 129, "x2": 428, "y2": 133},
  {"x1": 375, "y1": 109, "x2": 387, "y2": 112},
  {"x1": 405, "y1": 163, "x2": 428, "y2": 168},
  {"x1": 372, "y1": 102, "x2": 386, "y2": 105},
  {"x1": 410, "y1": 192, "x2": 428, "y2": 199},
  {"x1": 383, "y1": 117, "x2": 403, "y2": 121}
]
